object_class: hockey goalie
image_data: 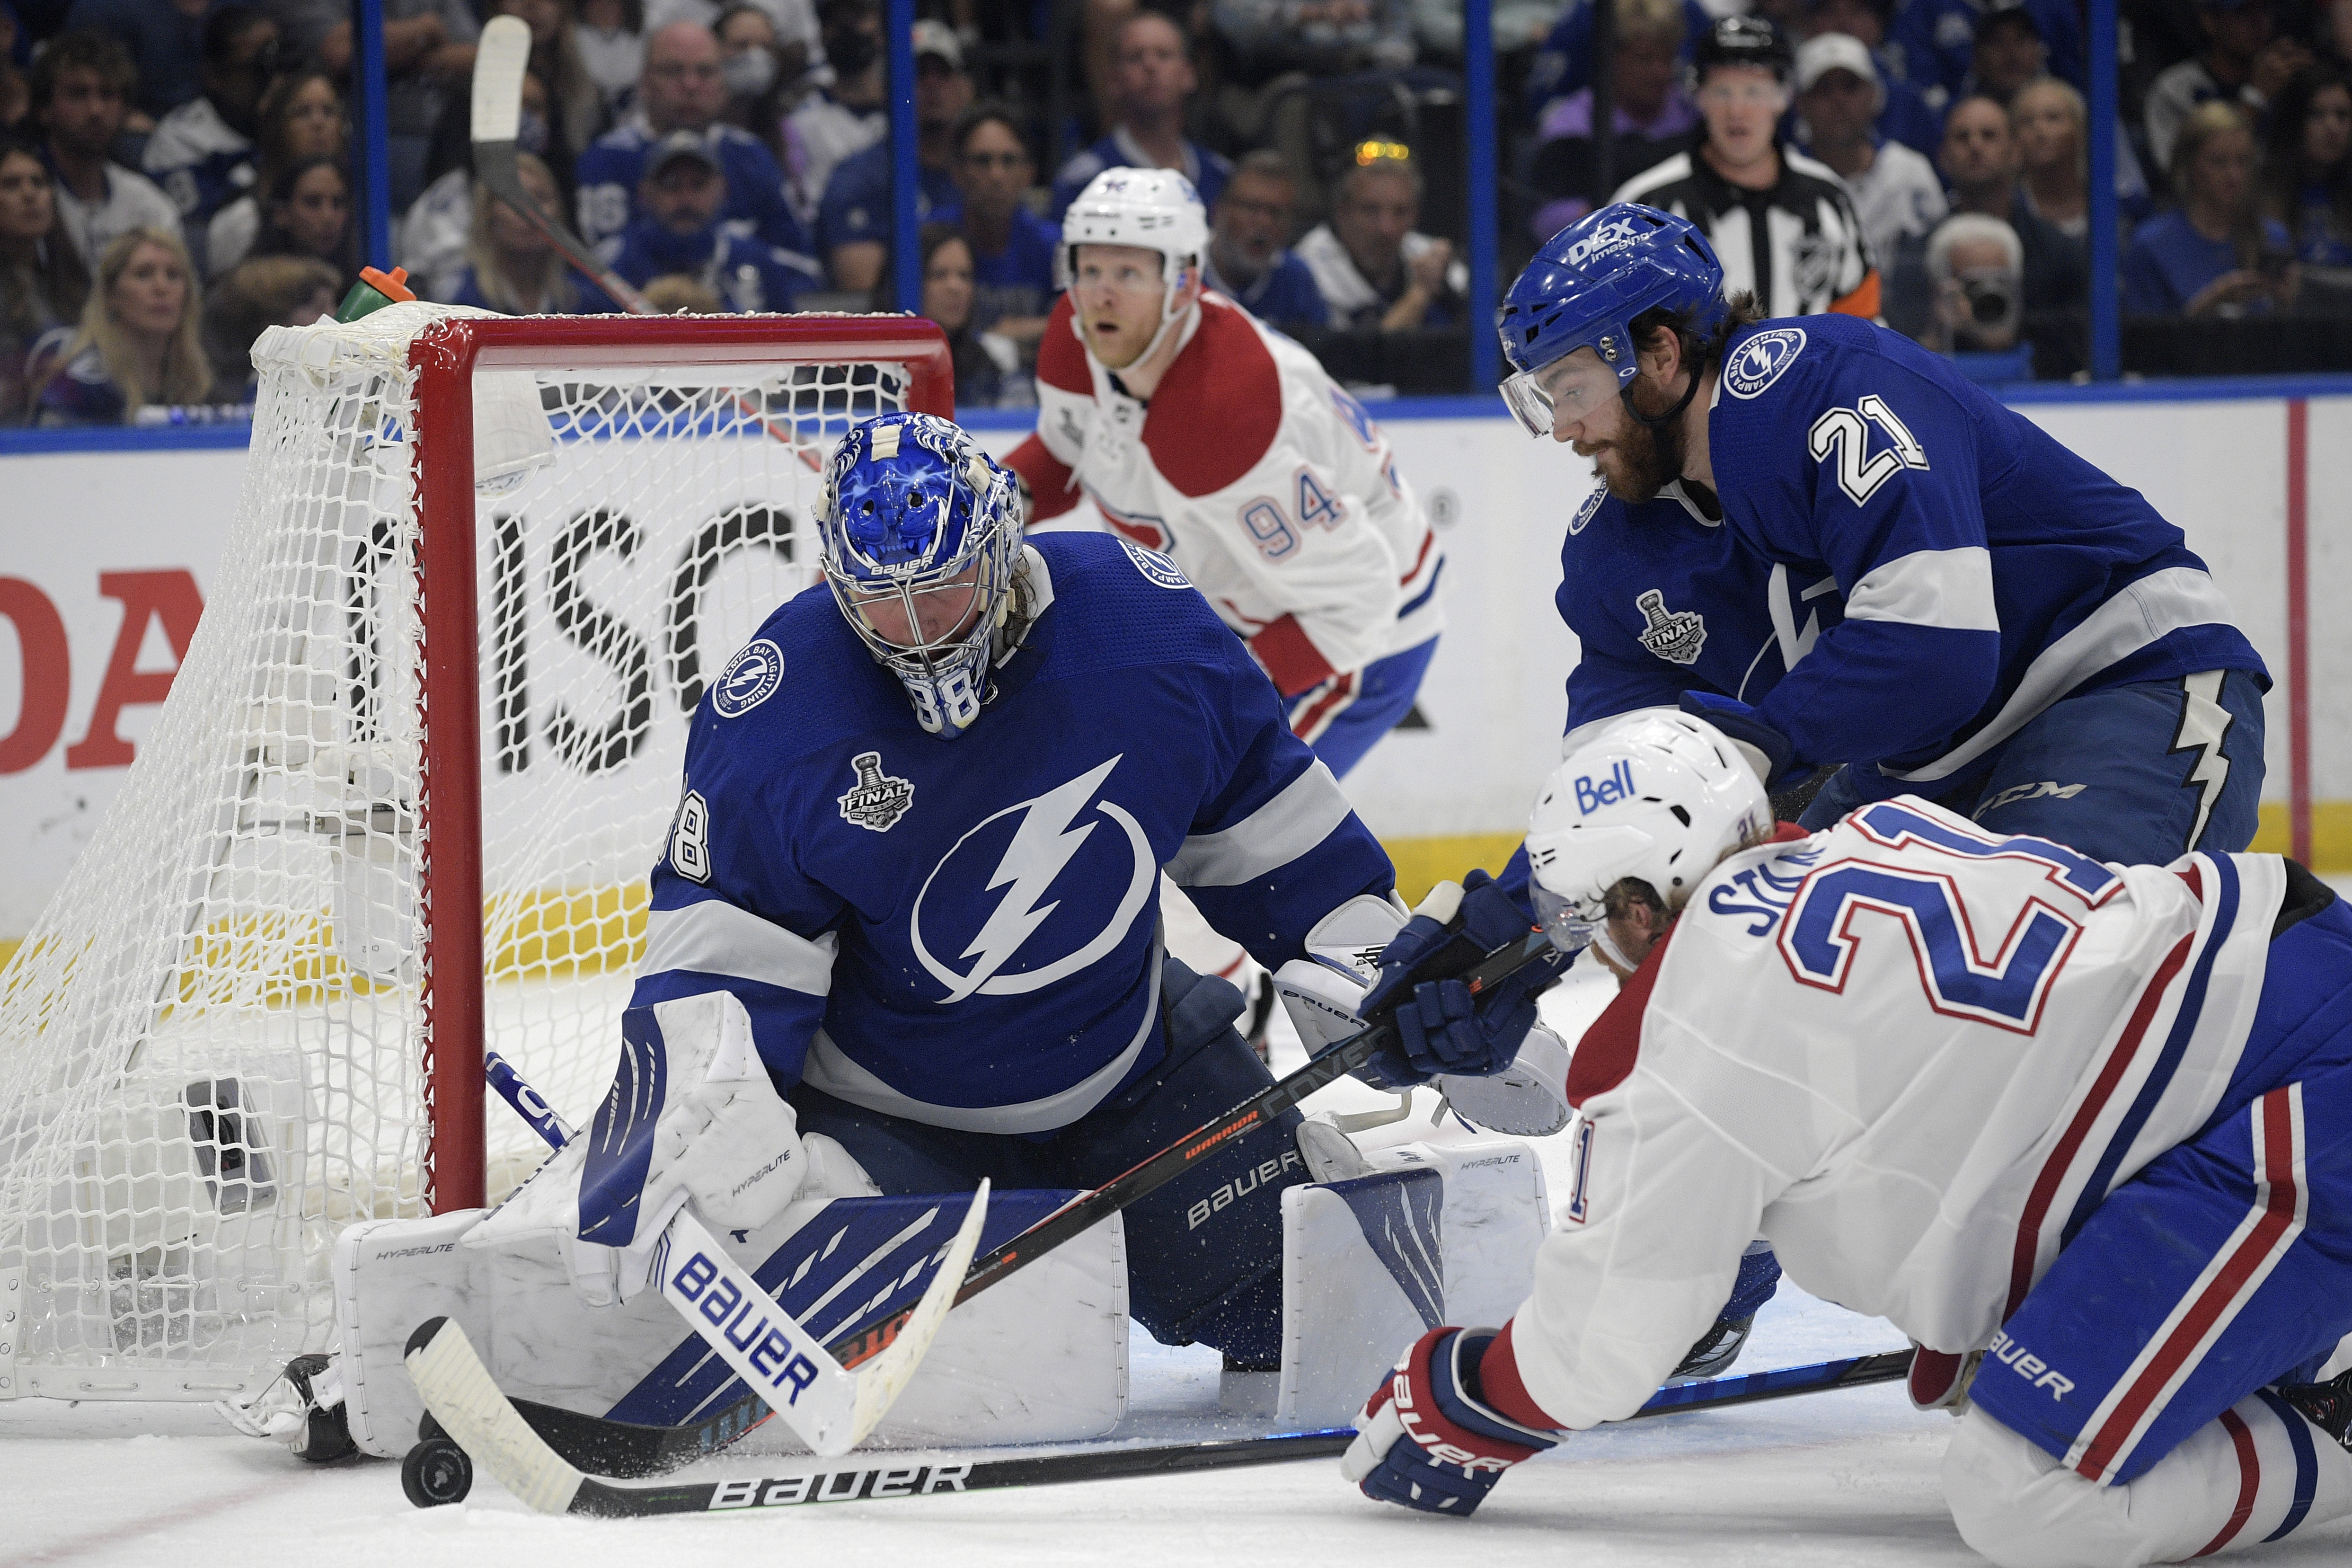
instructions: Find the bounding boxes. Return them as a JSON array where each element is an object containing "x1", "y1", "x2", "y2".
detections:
[{"x1": 255, "y1": 412, "x2": 1562, "y2": 1470}]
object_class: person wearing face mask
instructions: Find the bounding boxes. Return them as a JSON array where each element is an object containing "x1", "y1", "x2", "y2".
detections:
[
  {"x1": 576, "y1": 0, "x2": 647, "y2": 110},
  {"x1": 783, "y1": 0, "x2": 884, "y2": 226},
  {"x1": 716, "y1": 3, "x2": 801, "y2": 167},
  {"x1": 1612, "y1": 16, "x2": 1880, "y2": 319},
  {"x1": 604, "y1": 129, "x2": 814, "y2": 310},
  {"x1": 816, "y1": 16, "x2": 968, "y2": 289}
]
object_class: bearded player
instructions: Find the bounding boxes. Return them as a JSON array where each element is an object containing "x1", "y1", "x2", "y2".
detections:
[
  {"x1": 1345, "y1": 710, "x2": 2352, "y2": 1565},
  {"x1": 480, "y1": 413, "x2": 1545, "y2": 1374},
  {"x1": 1002, "y1": 168, "x2": 1447, "y2": 1021}
]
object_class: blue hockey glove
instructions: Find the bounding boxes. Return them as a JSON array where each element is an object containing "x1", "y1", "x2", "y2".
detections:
[
  {"x1": 1359, "y1": 869, "x2": 1546, "y2": 1084},
  {"x1": 1677, "y1": 691, "x2": 1798, "y2": 790},
  {"x1": 1343, "y1": 1327, "x2": 1559, "y2": 1516}
]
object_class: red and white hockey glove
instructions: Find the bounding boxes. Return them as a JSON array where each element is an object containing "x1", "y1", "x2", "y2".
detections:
[{"x1": 1342, "y1": 1327, "x2": 1559, "y2": 1516}]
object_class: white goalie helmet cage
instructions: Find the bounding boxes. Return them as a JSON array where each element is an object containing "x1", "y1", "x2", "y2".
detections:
[{"x1": 1523, "y1": 711, "x2": 1772, "y2": 951}]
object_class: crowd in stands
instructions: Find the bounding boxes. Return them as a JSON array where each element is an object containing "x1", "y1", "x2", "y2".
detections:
[{"x1": 3, "y1": 0, "x2": 2352, "y2": 424}]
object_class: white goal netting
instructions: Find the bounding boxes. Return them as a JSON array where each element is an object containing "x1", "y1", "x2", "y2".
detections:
[{"x1": 0, "y1": 304, "x2": 921, "y2": 1401}]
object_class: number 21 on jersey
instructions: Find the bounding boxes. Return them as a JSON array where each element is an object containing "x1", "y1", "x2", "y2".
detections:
[
  {"x1": 1809, "y1": 393, "x2": 1928, "y2": 505},
  {"x1": 1776, "y1": 803, "x2": 2122, "y2": 1033}
]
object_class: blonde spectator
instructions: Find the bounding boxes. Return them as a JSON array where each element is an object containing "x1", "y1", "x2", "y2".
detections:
[
  {"x1": 447, "y1": 151, "x2": 620, "y2": 312},
  {"x1": 2012, "y1": 77, "x2": 2089, "y2": 240},
  {"x1": 35, "y1": 226, "x2": 214, "y2": 424},
  {"x1": 2124, "y1": 100, "x2": 2298, "y2": 315}
]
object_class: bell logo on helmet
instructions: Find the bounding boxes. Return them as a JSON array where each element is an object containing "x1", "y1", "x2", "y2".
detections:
[
  {"x1": 712, "y1": 638, "x2": 785, "y2": 718},
  {"x1": 1574, "y1": 759, "x2": 1636, "y2": 815},
  {"x1": 1724, "y1": 327, "x2": 1807, "y2": 400}
]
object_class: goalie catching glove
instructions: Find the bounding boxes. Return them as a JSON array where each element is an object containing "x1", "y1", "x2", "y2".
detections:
[
  {"x1": 1343, "y1": 1326, "x2": 1560, "y2": 1515},
  {"x1": 469, "y1": 990, "x2": 808, "y2": 1305}
]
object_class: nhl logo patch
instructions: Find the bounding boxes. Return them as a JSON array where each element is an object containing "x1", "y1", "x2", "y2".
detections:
[
  {"x1": 837, "y1": 751, "x2": 915, "y2": 832},
  {"x1": 1723, "y1": 327, "x2": 1806, "y2": 400},
  {"x1": 1567, "y1": 486, "x2": 1607, "y2": 536},
  {"x1": 1120, "y1": 538, "x2": 1191, "y2": 590},
  {"x1": 1634, "y1": 588, "x2": 1707, "y2": 665},
  {"x1": 712, "y1": 638, "x2": 784, "y2": 718}
]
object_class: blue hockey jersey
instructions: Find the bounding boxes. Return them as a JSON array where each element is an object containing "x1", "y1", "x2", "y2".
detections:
[
  {"x1": 1553, "y1": 478, "x2": 1845, "y2": 752},
  {"x1": 631, "y1": 531, "x2": 1395, "y2": 1134},
  {"x1": 1701, "y1": 314, "x2": 2265, "y2": 795}
]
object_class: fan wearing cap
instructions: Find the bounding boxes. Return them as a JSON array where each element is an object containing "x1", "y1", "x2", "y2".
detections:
[
  {"x1": 602, "y1": 127, "x2": 817, "y2": 310},
  {"x1": 1612, "y1": 16, "x2": 1882, "y2": 319},
  {"x1": 1794, "y1": 31, "x2": 1946, "y2": 272},
  {"x1": 815, "y1": 17, "x2": 970, "y2": 289}
]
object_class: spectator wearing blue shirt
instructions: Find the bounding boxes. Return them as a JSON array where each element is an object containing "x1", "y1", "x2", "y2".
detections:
[
  {"x1": 905, "y1": 222, "x2": 1031, "y2": 409},
  {"x1": 2260, "y1": 64, "x2": 2352, "y2": 267},
  {"x1": 1522, "y1": 0, "x2": 1712, "y2": 122},
  {"x1": 141, "y1": 5, "x2": 274, "y2": 271},
  {"x1": 605, "y1": 128, "x2": 813, "y2": 311},
  {"x1": 1201, "y1": 149, "x2": 1326, "y2": 333},
  {"x1": 1047, "y1": 11, "x2": 1229, "y2": 221},
  {"x1": 2126, "y1": 99, "x2": 2299, "y2": 314},
  {"x1": 817, "y1": 16, "x2": 966, "y2": 290},
  {"x1": 575, "y1": 22, "x2": 815, "y2": 268},
  {"x1": 1888, "y1": 0, "x2": 2082, "y2": 104},
  {"x1": 934, "y1": 103, "x2": 1055, "y2": 357}
]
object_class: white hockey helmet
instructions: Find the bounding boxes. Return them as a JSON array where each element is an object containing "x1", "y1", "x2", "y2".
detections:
[
  {"x1": 1523, "y1": 711, "x2": 1771, "y2": 954},
  {"x1": 1061, "y1": 165, "x2": 1208, "y2": 292}
]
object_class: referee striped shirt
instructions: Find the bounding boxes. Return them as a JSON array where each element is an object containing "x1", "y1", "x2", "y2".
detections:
[{"x1": 1613, "y1": 144, "x2": 1881, "y2": 319}]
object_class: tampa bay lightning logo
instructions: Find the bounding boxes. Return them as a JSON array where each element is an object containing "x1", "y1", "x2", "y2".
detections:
[
  {"x1": 909, "y1": 755, "x2": 1158, "y2": 1004},
  {"x1": 1724, "y1": 327, "x2": 1806, "y2": 400},
  {"x1": 1120, "y1": 539, "x2": 1191, "y2": 590},
  {"x1": 712, "y1": 638, "x2": 784, "y2": 718},
  {"x1": 1566, "y1": 485, "x2": 1607, "y2": 536}
]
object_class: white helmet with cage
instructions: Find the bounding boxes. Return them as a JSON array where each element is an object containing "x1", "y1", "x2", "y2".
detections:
[
  {"x1": 1061, "y1": 166, "x2": 1208, "y2": 363},
  {"x1": 1523, "y1": 710, "x2": 1772, "y2": 957}
]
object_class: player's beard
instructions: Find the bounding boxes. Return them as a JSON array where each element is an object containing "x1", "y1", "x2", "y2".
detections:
[{"x1": 1587, "y1": 381, "x2": 1689, "y2": 505}]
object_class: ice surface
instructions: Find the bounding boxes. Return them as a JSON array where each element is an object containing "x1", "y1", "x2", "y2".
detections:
[{"x1": 6, "y1": 960, "x2": 2349, "y2": 1565}]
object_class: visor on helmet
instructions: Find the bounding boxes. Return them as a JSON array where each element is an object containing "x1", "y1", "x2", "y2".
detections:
[{"x1": 1530, "y1": 878, "x2": 1600, "y2": 956}]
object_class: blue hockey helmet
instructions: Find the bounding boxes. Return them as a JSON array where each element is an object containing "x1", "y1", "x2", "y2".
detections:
[
  {"x1": 1495, "y1": 203, "x2": 1727, "y2": 436},
  {"x1": 820, "y1": 412, "x2": 1025, "y2": 738}
]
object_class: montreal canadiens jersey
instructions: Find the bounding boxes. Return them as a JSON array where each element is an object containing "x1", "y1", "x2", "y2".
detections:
[
  {"x1": 1004, "y1": 292, "x2": 1443, "y2": 699},
  {"x1": 630, "y1": 532, "x2": 1394, "y2": 1134},
  {"x1": 1502, "y1": 797, "x2": 2286, "y2": 1431},
  {"x1": 1703, "y1": 314, "x2": 2266, "y2": 792},
  {"x1": 1554, "y1": 478, "x2": 1847, "y2": 753}
]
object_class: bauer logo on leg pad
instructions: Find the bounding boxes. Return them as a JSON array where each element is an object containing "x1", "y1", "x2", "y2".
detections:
[
  {"x1": 1987, "y1": 1329, "x2": 2075, "y2": 1400},
  {"x1": 670, "y1": 1249, "x2": 822, "y2": 1405}
]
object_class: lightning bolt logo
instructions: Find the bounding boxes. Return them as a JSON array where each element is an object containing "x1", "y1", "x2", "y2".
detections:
[
  {"x1": 909, "y1": 755, "x2": 1159, "y2": 1003},
  {"x1": 2169, "y1": 671, "x2": 2235, "y2": 851}
]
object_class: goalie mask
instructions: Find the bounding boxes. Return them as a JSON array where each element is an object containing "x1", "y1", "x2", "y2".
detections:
[
  {"x1": 821, "y1": 412, "x2": 1024, "y2": 739},
  {"x1": 1523, "y1": 711, "x2": 1770, "y2": 959}
]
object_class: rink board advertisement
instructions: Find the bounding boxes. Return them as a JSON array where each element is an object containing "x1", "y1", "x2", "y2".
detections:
[{"x1": 1, "y1": 389, "x2": 2345, "y2": 939}]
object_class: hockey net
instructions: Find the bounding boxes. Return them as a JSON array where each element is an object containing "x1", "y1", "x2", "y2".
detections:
[{"x1": 0, "y1": 305, "x2": 951, "y2": 1401}]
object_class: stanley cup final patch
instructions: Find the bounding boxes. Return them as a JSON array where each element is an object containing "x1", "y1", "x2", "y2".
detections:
[
  {"x1": 1634, "y1": 588, "x2": 1707, "y2": 665},
  {"x1": 837, "y1": 751, "x2": 915, "y2": 832}
]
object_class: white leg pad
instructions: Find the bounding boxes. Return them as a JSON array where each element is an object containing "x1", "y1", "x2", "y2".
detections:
[
  {"x1": 1945, "y1": 1397, "x2": 2352, "y2": 1567},
  {"x1": 332, "y1": 1193, "x2": 1128, "y2": 1457},
  {"x1": 1273, "y1": 1137, "x2": 1550, "y2": 1427}
]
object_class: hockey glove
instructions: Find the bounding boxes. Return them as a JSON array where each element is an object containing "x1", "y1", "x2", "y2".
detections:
[
  {"x1": 470, "y1": 990, "x2": 808, "y2": 1306},
  {"x1": 1343, "y1": 1327, "x2": 1559, "y2": 1516},
  {"x1": 1359, "y1": 870, "x2": 1546, "y2": 1084},
  {"x1": 1677, "y1": 691, "x2": 1798, "y2": 791}
]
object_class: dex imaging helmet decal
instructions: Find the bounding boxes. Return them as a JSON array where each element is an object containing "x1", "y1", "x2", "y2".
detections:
[
  {"x1": 711, "y1": 639, "x2": 785, "y2": 718},
  {"x1": 909, "y1": 755, "x2": 1158, "y2": 1004}
]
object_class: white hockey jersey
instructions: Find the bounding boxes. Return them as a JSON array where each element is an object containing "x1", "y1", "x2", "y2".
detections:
[
  {"x1": 1491, "y1": 797, "x2": 2285, "y2": 1432},
  {"x1": 1004, "y1": 291, "x2": 1443, "y2": 698}
]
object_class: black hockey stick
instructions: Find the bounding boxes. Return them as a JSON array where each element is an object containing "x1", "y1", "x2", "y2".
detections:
[
  {"x1": 406, "y1": 1316, "x2": 1915, "y2": 1515},
  {"x1": 460, "y1": 923, "x2": 1571, "y2": 1479}
]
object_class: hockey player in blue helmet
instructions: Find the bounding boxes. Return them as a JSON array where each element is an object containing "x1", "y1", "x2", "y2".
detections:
[
  {"x1": 510, "y1": 410, "x2": 1551, "y2": 1376},
  {"x1": 1493, "y1": 201, "x2": 2267, "y2": 870}
]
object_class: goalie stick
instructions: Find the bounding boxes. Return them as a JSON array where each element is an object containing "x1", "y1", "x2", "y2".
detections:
[
  {"x1": 463, "y1": 925, "x2": 1574, "y2": 1477},
  {"x1": 404, "y1": 1315, "x2": 1916, "y2": 1515}
]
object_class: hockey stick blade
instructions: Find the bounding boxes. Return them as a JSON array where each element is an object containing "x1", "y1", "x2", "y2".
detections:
[{"x1": 471, "y1": 14, "x2": 654, "y2": 313}]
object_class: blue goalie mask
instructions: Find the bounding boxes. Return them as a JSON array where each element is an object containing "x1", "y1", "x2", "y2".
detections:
[
  {"x1": 820, "y1": 412, "x2": 1025, "y2": 738},
  {"x1": 1495, "y1": 203, "x2": 1727, "y2": 437}
]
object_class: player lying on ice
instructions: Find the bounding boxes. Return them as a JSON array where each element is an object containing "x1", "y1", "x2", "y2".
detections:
[
  {"x1": 466, "y1": 411, "x2": 1551, "y2": 1376},
  {"x1": 1485, "y1": 198, "x2": 2273, "y2": 1376},
  {"x1": 1346, "y1": 709, "x2": 2352, "y2": 1567}
]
